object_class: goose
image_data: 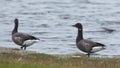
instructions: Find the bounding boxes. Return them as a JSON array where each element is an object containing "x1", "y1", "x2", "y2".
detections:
[
  {"x1": 12, "y1": 18, "x2": 39, "y2": 50},
  {"x1": 73, "y1": 23, "x2": 105, "y2": 57}
]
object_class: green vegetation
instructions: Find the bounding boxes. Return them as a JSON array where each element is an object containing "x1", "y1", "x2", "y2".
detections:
[{"x1": 0, "y1": 52, "x2": 120, "y2": 68}]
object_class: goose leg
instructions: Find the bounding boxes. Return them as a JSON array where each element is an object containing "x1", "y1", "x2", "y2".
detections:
[
  {"x1": 87, "y1": 53, "x2": 90, "y2": 57},
  {"x1": 21, "y1": 46, "x2": 23, "y2": 50},
  {"x1": 24, "y1": 46, "x2": 26, "y2": 50}
]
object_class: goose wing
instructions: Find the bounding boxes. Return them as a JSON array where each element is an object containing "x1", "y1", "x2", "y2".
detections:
[
  {"x1": 77, "y1": 39, "x2": 105, "y2": 53},
  {"x1": 12, "y1": 32, "x2": 39, "y2": 45}
]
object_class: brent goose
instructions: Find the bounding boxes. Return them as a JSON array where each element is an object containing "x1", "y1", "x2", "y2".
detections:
[
  {"x1": 73, "y1": 23, "x2": 105, "y2": 57},
  {"x1": 12, "y1": 18, "x2": 39, "y2": 50}
]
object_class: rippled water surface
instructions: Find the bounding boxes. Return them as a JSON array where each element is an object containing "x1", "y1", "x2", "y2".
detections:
[{"x1": 1, "y1": 0, "x2": 120, "y2": 57}]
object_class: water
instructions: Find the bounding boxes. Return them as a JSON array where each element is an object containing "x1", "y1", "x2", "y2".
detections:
[{"x1": 0, "y1": 0, "x2": 120, "y2": 57}]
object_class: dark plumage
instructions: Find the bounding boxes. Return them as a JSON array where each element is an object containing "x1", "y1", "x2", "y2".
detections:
[
  {"x1": 12, "y1": 18, "x2": 39, "y2": 50},
  {"x1": 73, "y1": 23, "x2": 105, "y2": 57}
]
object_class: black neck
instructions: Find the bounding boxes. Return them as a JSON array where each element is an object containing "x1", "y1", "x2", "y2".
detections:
[
  {"x1": 76, "y1": 28, "x2": 83, "y2": 43},
  {"x1": 12, "y1": 21, "x2": 18, "y2": 34}
]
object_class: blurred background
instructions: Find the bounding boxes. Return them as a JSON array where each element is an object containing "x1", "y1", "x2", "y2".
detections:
[{"x1": 0, "y1": 0, "x2": 120, "y2": 57}]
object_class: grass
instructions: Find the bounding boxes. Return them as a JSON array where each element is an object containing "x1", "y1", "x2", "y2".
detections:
[{"x1": 0, "y1": 52, "x2": 120, "y2": 68}]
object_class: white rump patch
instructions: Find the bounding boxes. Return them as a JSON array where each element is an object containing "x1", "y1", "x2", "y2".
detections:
[
  {"x1": 91, "y1": 46, "x2": 105, "y2": 53},
  {"x1": 23, "y1": 40, "x2": 39, "y2": 47}
]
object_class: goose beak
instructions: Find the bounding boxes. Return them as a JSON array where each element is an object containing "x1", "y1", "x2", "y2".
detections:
[{"x1": 72, "y1": 25, "x2": 76, "y2": 27}]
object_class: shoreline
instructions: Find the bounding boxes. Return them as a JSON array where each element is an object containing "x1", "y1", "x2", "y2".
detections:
[
  {"x1": 0, "y1": 47, "x2": 36, "y2": 55},
  {"x1": 0, "y1": 47, "x2": 120, "y2": 68},
  {"x1": 0, "y1": 46, "x2": 119, "y2": 58}
]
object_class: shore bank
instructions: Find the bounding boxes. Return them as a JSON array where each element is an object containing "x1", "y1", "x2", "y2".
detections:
[{"x1": 0, "y1": 47, "x2": 120, "y2": 68}]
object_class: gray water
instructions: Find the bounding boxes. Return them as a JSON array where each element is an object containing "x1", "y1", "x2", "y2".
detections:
[{"x1": 0, "y1": 0, "x2": 120, "y2": 57}]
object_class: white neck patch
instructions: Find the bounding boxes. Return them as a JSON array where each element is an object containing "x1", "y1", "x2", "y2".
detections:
[{"x1": 78, "y1": 29, "x2": 82, "y2": 31}]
